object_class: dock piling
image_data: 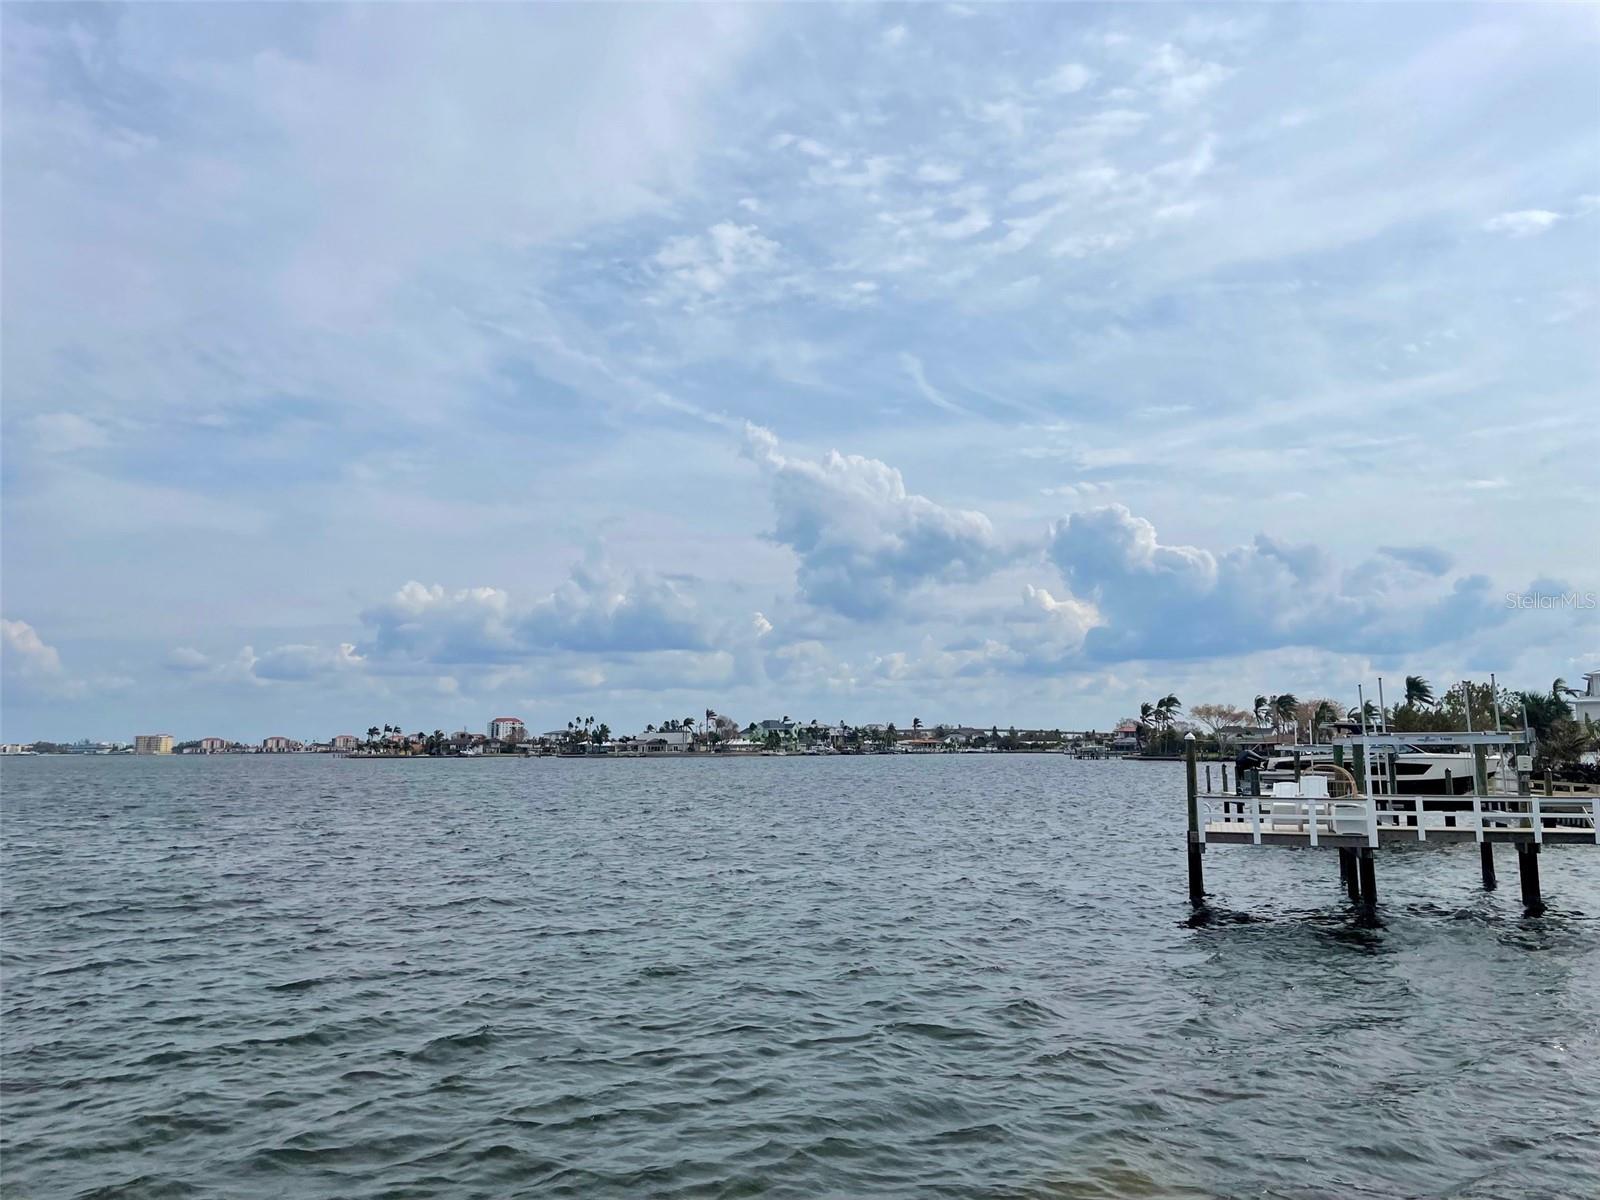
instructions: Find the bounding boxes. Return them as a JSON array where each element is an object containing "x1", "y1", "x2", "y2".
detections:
[
  {"x1": 1480, "y1": 842, "x2": 1497, "y2": 890},
  {"x1": 1516, "y1": 844, "x2": 1544, "y2": 915},
  {"x1": 1185, "y1": 734, "x2": 1204, "y2": 905},
  {"x1": 1339, "y1": 848, "x2": 1360, "y2": 903},
  {"x1": 1357, "y1": 848, "x2": 1377, "y2": 909}
]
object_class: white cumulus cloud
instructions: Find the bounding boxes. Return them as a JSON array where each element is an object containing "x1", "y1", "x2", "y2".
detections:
[
  {"x1": 743, "y1": 424, "x2": 1007, "y2": 619},
  {"x1": 1482, "y1": 210, "x2": 1561, "y2": 237}
]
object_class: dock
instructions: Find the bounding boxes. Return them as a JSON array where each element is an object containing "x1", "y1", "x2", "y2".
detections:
[{"x1": 1182, "y1": 732, "x2": 1600, "y2": 916}]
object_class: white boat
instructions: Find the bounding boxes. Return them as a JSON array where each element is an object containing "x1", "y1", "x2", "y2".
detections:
[{"x1": 1260, "y1": 743, "x2": 1500, "y2": 795}]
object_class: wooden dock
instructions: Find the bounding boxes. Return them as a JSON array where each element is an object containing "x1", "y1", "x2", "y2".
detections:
[{"x1": 1181, "y1": 733, "x2": 1599, "y2": 916}]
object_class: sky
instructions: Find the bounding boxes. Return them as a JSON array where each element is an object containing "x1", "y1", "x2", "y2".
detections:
[{"x1": 3, "y1": 2, "x2": 1597, "y2": 743}]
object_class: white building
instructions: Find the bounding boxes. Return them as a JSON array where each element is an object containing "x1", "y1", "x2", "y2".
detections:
[
  {"x1": 625, "y1": 729, "x2": 692, "y2": 753},
  {"x1": 1572, "y1": 672, "x2": 1600, "y2": 728},
  {"x1": 488, "y1": 716, "x2": 526, "y2": 742}
]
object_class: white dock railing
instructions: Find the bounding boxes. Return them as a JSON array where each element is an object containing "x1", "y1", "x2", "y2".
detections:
[
  {"x1": 1198, "y1": 793, "x2": 1374, "y2": 846},
  {"x1": 1198, "y1": 792, "x2": 1600, "y2": 848}
]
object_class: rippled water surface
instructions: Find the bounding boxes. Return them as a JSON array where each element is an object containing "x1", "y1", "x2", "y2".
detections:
[{"x1": 4, "y1": 755, "x2": 1599, "y2": 1199}]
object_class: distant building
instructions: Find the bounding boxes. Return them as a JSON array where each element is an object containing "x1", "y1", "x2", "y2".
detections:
[
  {"x1": 196, "y1": 737, "x2": 229, "y2": 753},
  {"x1": 1572, "y1": 672, "x2": 1600, "y2": 729},
  {"x1": 330, "y1": 734, "x2": 358, "y2": 751},
  {"x1": 261, "y1": 736, "x2": 300, "y2": 753},
  {"x1": 488, "y1": 716, "x2": 526, "y2": 742},
  {"x1": 134, "y1": 734, "x2": 174, "y2": 755},
  {"x1": 624, "y1": 729, "x2": 692, "y2": 753}
]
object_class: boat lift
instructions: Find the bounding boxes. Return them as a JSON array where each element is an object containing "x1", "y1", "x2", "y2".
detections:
[{"x1": 1183, "y1": 728, "x2": 1598, "y2": 917}]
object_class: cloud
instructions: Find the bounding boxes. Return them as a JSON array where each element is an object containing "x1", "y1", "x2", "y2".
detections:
[
  {"x1": 253, "y1": 642, "x2": 365, "y2": 682},
  {"x1": 160, "y1": 642, "x2": 363, "y2": 686},
  {"x1": 899, "y1": 353, "x2": 971, "y2": 416},
  {"x1": 915, "y1": 162, "x2": 963, "y2": 184},
  {"x1": 360, "y1": 558, "x2": 712, "y2": 665},
  {"x1": 1012, "y1": 583, "x2": 1098, "y2": 662},
  {"x1": 0, "y1": 618, "x2": 103, "y2": 700},
  {"x1": 653, "y1": 221, "x2": 780, "y2": 300},
  {"x1": 1141, "y1": 43, "x2": 1233, "y2": 108},
  {"x1": 1040, "y1": 63, "x2": 1095, "y2": 95},
  {"x1": 1378, "y1": 544, "x2": 1455, "y2": 576},
  {"x1": 28, "y1": 413, "x2": 110, "y2": 454},
  {"x1": 1048, "y1": 504, "x2": 1508, "y2": 661},
  {"x1": 165, "y1": 646, "x2": 212, "y2": 672},
  {"x1": 3, "y1": 619, "x2": 66, "y2": 680},
  {"x1": 743, "y1": 424, "x2": 1007, "y2": 619},
  {"x1": 1482, "y1": 209, "x2": 1561, "y2": 237}
]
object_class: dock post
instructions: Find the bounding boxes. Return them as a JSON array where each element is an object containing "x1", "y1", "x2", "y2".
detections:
[
  {"x1": 1479, "y1": 842, "x2": 1496, "y2": 890},
  {"x1": 1357, "y1": 848, "x2": 1377, "y2": 909},
  {"x1": 1516, "y1": 844, "x2": 1544, "y2": 915},
  {"x1": 1339, "y1": 848, "x2": 1359, "y2": 903},
  {"x1": 1185, "y1": 734, "x2": 1204, "y2": 905}
]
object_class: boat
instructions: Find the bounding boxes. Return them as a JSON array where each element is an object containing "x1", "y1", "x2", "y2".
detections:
[{"x1": 1258, "y1": 742, "x2": 1501, "y2": 795}]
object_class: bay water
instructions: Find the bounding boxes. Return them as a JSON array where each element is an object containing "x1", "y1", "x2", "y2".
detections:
[{"x1": 4, "y1": 754, "x2": 1598, "y2": 1198}]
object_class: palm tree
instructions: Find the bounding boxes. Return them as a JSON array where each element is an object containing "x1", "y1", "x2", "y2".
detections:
[
  {"x1": 1311, "y1": 701, "x2": 1337, "y2": 743},
  {"x1": 1404, "y1": 675, "x2": 1434, "y2": 707},
  {"x1": 912, "y1": 717, "x2": 922, "y2": 732},
  {"x1": 1348, "y1": 700, "x2": 1379, "y2": 727},
  {"x1": 1553, "y1": 677, "x2": 1578, "y2": 699},
  {"x1": 1253, "y1": 695, "x2": 1271, "y2": 728},
  {"x1": 1157, "y1": 694, "x2": 1181, "y2": 728},
  {"x1": 1273, "y1": 694, "x2": 1299, "y2": 732}
]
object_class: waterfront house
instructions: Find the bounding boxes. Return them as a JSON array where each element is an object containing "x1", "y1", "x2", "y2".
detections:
[{"x1": 623, "y1": 729, "x2": 693, "y2": 753}]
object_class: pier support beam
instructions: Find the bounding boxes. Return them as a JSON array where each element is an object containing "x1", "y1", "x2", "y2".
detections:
[
  {"x1": 1185, "y1": 734, "x2": 1205, "y2": 905},
  {"x1": 1357, "y1": 848, "x2": 1377, "y2": 909},
  {"x1": 1339, "y1": 848, "x2": 1360, "y2": 903},
  {"x1": 1516, "y1": 843, "x2": 1544, "y2": 915},
  {"x1": 1479, "y1": 842, "x2": 1496, "y2": 891}
]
